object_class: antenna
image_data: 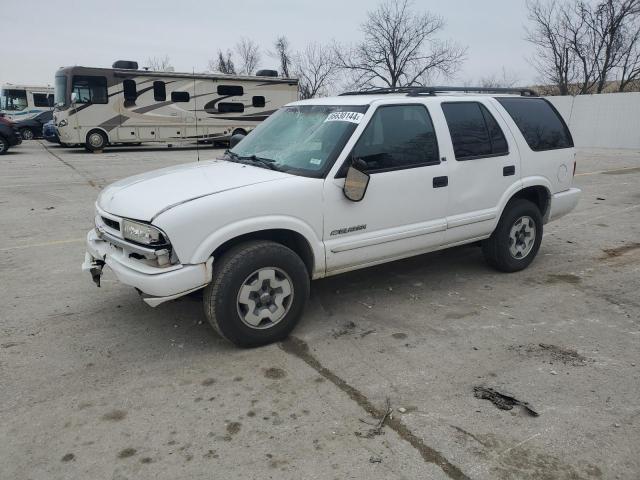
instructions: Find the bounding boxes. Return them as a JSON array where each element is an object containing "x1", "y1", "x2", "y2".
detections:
[{"x1": 193, "y1": 68, "x2": 200, "y2": 162}]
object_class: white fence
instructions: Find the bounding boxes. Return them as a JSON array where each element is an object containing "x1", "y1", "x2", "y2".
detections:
[{"x1": 545, "y1": 92, "x2": 640, "y2": 150}]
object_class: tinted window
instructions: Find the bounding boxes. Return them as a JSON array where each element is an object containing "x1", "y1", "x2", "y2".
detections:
[
  {"x1": 33, "y1": 93, "x2": 51, "y2": 108},
  {"x1": 497, "y1": 97, "x2": 573, "y2": 151},
  {"x1": 352, "y1": 105, "x2": 439, "y2": 172},
  {"x1": 252, "y1": 96, "x2": 265, "y2": 108},
  {"x1": 217, "y1": 85, "x2": 243, "y2": 96},
  {"x1": 218, "y1": 102, "x2": 244, "y2": 113},
  {"x1": 153, "y1": 81, "x2": 166, "y2": 101},
  {"x1": 171, "y1": 91, "x2": 190, "y2": 102},
  {"x1": 72, "y1": 76, "x2": 108, "y2": 104},
  {"x1": 47, "y1": 94, "x2": 54, "y2": 107},
  {"x1": 123, "y1": 80, "x2": 137, "y2": 101},
  {"x1": 442, "y1": 102, "x2": 508, "y2": 160}
]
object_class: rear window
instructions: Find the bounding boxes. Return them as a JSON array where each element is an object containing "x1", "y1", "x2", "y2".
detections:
[{"x1": 496, "y1": 97, "x2": 573, "y2": 151}]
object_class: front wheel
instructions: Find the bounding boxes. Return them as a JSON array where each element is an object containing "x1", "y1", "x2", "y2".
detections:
[
  {"x1": 20, "y1": 128, "x2": 35, "y2": 140},
  {"x1": 482, "y1": 199, "x2": 543, "y2": 272},
  {"x1": 203, "y1": 240, "x2": 310, "y2": 348},
  {"x1": 0, "y1": 136, "x2": 8, "y2": 155},
  {"x1": 85, "y1": 130, "x2": 107, "y2": 152}
]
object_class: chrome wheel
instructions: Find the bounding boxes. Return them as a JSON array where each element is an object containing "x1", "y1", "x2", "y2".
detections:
[
  {"x1": 88, "y1": 132, "x2": 105, "y2": 149},
  {"x1": 21, "y1": 129, "x2": 34, "y2": 140},
  {"x1": 509, "y1": 215, "x2": 536, "y2": 259},
  {"x1": 236, "y1": 267, "x2": 294, "y2": 329}
]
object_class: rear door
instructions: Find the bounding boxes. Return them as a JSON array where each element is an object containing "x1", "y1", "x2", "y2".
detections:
[
  {"x1": 323, "y1": 103, "x2": 449, "y2": 274},
  {"x1": 437, "y1": 99, "x2": 521, "y2": 244}
]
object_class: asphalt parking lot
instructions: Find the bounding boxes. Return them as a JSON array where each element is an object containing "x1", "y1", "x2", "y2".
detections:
[{"x1": 1, "y1": 141, "x2": 639, "y2": 480}]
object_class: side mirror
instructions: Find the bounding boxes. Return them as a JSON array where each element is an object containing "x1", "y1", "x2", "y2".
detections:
[
  {"x1": 229, "y1": 133, "x2": 245, "y2": 149},
  {"x1": 343, "y1": 162, "x2": 370, "y2": 202},
  {"x1": 70, "y1": 92, "x2": 78, "y2": 104}
]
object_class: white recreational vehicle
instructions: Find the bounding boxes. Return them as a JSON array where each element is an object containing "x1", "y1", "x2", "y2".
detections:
[
  {"x1": 53, "y1": 61, "x2": 299, "y2": 151},
  {"x1": 0, "y1": 84, "x2": 54, "y2": 121}
]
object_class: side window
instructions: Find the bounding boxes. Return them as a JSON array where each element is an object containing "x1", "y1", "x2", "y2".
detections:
[
  {"x1": 352, "y1": 105, "x2": 439, "y2": 173},
  {"x1": 171, "y1": 91, "x2": 190, "y2": 102},
  {"x1": 72, "y1": 76, "x2": 108, "y2": 104},
  {"x1": 442, "y1": 102, "x2": 508, "y2": 160},
  {"x1": 47, "y1": 94, "x2": 54, "y2": 107},
  {"x1": 123, "y1": 80, "x2": 137, "y2": 101},
  {"x1": 153, "y1": 81, "x2": 166, "y2": 101},
  {"x1": 33, "y1": 93, "x2": 51, "y2": 108},
  {"x1": 218, "y1": 102, "x2": 244, "y2": 113},
  {"x1": 496, "y1": 97, "x2": 573, "y2": 151},
  {"x1": 217, "y1": 85, "x2": 243, "y2": 96},
  {"x1": 252, "y1": 96, "x2": 265, "y2": 108}
]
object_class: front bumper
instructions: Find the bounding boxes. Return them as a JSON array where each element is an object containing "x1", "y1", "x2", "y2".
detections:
[{"x1": 82, "y1": 229, "x2": 212, "y2": 307}]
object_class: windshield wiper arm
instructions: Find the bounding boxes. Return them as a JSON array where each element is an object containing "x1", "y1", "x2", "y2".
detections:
[{"x1": 223, "y1": 150, "x2": 281, "y2": 171}]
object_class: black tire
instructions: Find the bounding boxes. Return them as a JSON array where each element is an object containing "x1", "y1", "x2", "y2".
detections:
[
  {"x1": 85, "y1": 130, "x2": 107, "y2": 152},
  {"x1": 203, "y1": 240, "x2": 310, "y2": 348},
  {"x1": 20, "y1": 128, "x2": 35, "y2": 140},
  {"x1": 232, "y1": 128, "x2": 247, "y2": 137},
  {"x1": 0, "y1": 136, "x2": 8, "y2": 155},
  {"x1": 482, "y1": 199, "x2": 543, "y2": 272}
]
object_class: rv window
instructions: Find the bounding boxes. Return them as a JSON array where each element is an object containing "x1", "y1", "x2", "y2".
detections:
[
  {"x1": 71, "y1": 76, "x2": 108, "y2": 104},
  {"x1": 218, "y1": 102, "x2": 245, "y2": 113},
  {"x1": 171, "y1": 91, "x2": 190, "y2": 102},
  {"x1": 0, "y1": 89, "x2": 28, "y2": 111},
  {"x1": 123, "y1": 80, "x2": 137, "y2": 101},
  {"x1": 153, "y1": 81, "x2": 166, "y2": 101},
  {"x1": 252, "y1": 96, "x2": 266, "y2": 108},
  {"x1": 33, "y1": 93, "x2": 51, "y2": 108},
  {"x1": 48, "y1": 94, "x2": 54, "y2": 107},
  {"x1": 217, "y1": 85, "x2": 244, "y2": 96}
]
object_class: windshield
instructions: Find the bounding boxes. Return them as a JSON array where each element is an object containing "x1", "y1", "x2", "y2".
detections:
[
  {"x1": 228, "y1": 104, "x2": 369, "y2": 177},
  {"x1": 54, "y1": 75, "x2": 68, "y2": 107},
  {"x1": 0, "y1": 88, "x2": 28, "y2": 111}
]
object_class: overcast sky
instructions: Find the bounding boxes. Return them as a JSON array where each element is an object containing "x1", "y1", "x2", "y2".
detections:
[{"x1": 0, "y1": 0, "x2": 537, "y2": 88}]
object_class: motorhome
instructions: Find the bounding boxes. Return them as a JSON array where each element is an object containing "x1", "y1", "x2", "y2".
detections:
[
  {"x1": 53, "y1": 61, "x2": 299, "y2": 151},
  {"x1": 0, "y1": 84, "x2": 54, "y2": 121}
]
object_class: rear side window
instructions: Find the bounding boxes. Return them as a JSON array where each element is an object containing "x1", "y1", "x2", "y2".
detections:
[
  {"x1": 171, "y1": 91, "x2": 190, "y2": 102},
  {"x1": 218, "y1": 102, "x2": 244, "y2": 113},
  {"x1": 442, "y1": 102, "x2": 508, "y2": 160},
  {"x1": 252, "y1": 96, "x2": 265, "y2": 108},
  {"x1": 123, "y1": 80, "x2": 137, "y2": 101},
  {"x1": 33, "y1": 93, "x2": 51, "y2": 107},
  {"x1": 153, "y1": 81, "x2": 166, "y2": 101},
  {"x1": 217, "y1": 85, "x2": 243, "y2": 96},
  {"x1": 352, "y1": 104, "x2": 439, "y2": 173},
  {"x1": 496, "y1": 97, "x2": 573, "y2": 151}
]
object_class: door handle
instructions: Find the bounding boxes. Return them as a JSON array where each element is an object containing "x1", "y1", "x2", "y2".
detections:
[
  {"x1": 503, "y1": 165, "x2": 515, "y2": 176},
  {"x1": 433, "y1": 176, "x2": 448, "y2": 188}
]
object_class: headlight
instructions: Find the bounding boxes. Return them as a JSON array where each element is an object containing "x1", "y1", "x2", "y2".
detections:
[
  {"x1": 57, "y1": 119, "x2": 68, "y2": 127},
  {"x1": 122, "y1": 219, "x2": 168, "y2": 246}
]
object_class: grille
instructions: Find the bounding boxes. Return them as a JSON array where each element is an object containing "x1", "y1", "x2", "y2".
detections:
[{"x1": 102, "y1": 216, "x2": 120, "y2": 231}]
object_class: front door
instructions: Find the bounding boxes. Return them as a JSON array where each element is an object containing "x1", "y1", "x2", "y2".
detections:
[{"x1": 323, "y1": 104, "x2": 449, "y2": 275}]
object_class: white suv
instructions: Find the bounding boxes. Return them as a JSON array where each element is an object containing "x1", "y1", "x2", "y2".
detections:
[{"x1": 82, "y1": 87, "x2": 581, "y2": 347}]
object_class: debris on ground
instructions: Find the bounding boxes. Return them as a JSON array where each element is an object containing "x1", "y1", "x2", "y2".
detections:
[
  {"x1": 509, "y1": 343, "x2": 591, "y2": 366},
  {"x1": 356, "y1": 398, "x2": 392, "y2": 438},
  {"x1": 369, "y1": 456, "x2": 382, "y2": 463},
  {"x1": 473, "y1": 386, "x2": 539, "y2": 417}
]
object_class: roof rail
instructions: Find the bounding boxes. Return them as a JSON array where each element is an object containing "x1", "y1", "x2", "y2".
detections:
[{"x1": 339, "y1": 86, "x2": 538, "y2": 97}]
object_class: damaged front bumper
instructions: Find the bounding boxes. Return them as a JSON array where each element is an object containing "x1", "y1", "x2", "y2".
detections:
[{"x1": 81, "y1": 229, "x2": 212, "y2": 307}]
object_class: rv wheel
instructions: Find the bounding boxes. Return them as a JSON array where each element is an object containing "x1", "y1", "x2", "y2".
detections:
[
  {"x1": 85, "y1": 130, "x2": 107, "y2": 152},
  {"x1": 232, "y1": 128, "x2": 247, "y2": 137}
]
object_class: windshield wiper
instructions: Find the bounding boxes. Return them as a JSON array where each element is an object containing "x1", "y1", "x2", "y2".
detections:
[{"x1": 223, "y1": 150, "x2": 281, "y2": 171}]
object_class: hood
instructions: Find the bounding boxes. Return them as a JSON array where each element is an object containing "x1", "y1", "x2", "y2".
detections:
[{"x1": 98, "y1": 159, "x2": 291, "y2": 221}]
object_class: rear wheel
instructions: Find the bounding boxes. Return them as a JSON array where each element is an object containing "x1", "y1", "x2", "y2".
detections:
[
  {"x1": 85, "y1": 130, "x2": 107, "y2": 152},
  {"x1": 203, "y1": 240, "x2": 310, "y2": 348},
  {"x1": 482, "y1": 199, "x2": 543, "y2": 272},
  {"x1": 20, "y1": 128, "x2": 35, "y2": 140},
  {"x1": 0, "y1": 136, "x2": 8, "y2": 155}
]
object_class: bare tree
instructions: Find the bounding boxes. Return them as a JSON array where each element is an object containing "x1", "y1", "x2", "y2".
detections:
[
  {"x1": 209, "y1": 49, "x2": 236, "y2": 75},
  {"x1": 479, "y1": 68, "x2": 520, "y2": 88},
  {"x1": 272, "y1": 36, "x2": 293, "y2": 77},
  {"x1": 333, "y1": 0, "x2": 466, "y2": 88},
  {"x1": 146, "y1": 55, "x2": 174, "y2": 72},
  {"x1": 618, "y1": 25, "x2": 640, "y2": 90},
  {"x1": 294, "y1": 43, "x2": 339, "y2": 99},
  {"x1": 235, "y1": 38, "x2": 261, "y2": 75}
]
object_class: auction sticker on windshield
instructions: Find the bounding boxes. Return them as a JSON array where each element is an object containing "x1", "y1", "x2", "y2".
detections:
[{"x1": 324, "y1": 111, "x2": 364, "y2": 124}]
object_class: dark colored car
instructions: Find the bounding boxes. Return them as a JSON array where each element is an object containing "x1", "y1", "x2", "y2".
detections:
[
  {"x1": 42, "y1": 120, "x2": 60, "y2": 144},
  {"x1": 14, "y1": 110, "x2": 53, "y2": 140},
  {"x1": 0, "y1": 117, "x2": 22, "y2": 154}
]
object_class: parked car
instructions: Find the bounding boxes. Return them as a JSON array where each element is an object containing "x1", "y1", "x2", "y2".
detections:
[
  {"x1": 0, "y1": 116, "x2": 22, "y2": 154},
  {"x1": 14, "y1": 110, "x2": 53, "y2": 140},
  {"x1": 42, "y1": 120, "x2": 60, "y2": 144},
  {"x1": 82, "y1": 86, "x2": 581, "y2": 347}
]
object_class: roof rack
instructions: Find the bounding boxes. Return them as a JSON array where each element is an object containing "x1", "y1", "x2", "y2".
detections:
[{"x1": 339, "y1": 86, "x2": 538, "y2": 97}]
